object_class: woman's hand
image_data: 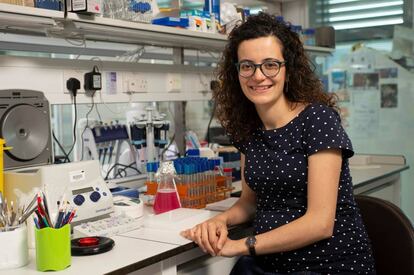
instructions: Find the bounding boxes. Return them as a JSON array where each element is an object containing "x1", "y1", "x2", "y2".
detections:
[{"x1": 180, "y1": 218, "x2": 228, "y2": 256}]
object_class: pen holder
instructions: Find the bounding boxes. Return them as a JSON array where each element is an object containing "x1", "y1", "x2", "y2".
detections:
[
  {"x1": 0, "y1": 225, "x2": 29, "y2": 270},
  {"x1": 35, "y1": 224, "x2": 71, "y2": 271}
]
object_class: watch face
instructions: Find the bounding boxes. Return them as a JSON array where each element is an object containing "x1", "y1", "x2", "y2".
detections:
[{"x1": 247, "y1": 236, "x2": 256, "y2": 247}]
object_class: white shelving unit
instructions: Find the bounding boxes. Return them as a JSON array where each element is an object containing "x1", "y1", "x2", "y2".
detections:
[
  {"x1": 66, "y1": 12, "x2": 228, "y2": 52},
  {"x1": 0, "y1": 3, "x2": 64, "y2": 35},
  {"x1": 0, "y1": 4, "x2": 334, "y2": 105},
  {"x1": 0, "y1": 4, "x2": 334, "y2": 54}
]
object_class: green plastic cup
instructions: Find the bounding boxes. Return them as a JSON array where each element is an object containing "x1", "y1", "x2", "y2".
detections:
[{"x1": 35, "y1": 224, "x2": 71, "y2": 271}]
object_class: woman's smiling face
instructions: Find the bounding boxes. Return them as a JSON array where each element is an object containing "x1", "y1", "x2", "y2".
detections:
[{"x1": 237, "y1": 36, "x2": 286, "y2": 108}]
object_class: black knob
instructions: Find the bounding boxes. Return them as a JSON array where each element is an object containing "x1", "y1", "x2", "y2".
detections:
[
  {"x1": 90, "y1": 191, "x2": 101, "y2": 202},
  {"x1": 74, "y1": 195, "x2": 85, "y2": 206}
]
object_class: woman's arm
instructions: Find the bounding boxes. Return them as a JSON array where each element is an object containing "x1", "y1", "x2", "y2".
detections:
[
  {"x1": 181, "y1": 153, "x2": 257, "y2": 255},
  {"x1": 219, "y1": 149, "x2": 342, "y2": 257},
  {"x1": 215, "y1": 154, "x2": 257, "y2": 226}
]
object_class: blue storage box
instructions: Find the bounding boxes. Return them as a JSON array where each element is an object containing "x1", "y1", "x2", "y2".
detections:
[{"x1": 152, "y1": 17, "x2": 189, "y2": 28}]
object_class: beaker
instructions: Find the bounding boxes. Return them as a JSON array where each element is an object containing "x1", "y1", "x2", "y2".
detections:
[{"x1": 153, "y1": 161, "x2": 181, "y2": 214}]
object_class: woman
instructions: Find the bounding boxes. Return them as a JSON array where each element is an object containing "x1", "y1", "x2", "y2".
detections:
[{"x1": 181, "y1": 13, "x2": 375, "y2": 274}]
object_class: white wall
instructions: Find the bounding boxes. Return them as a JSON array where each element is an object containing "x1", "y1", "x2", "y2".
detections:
[
  {"x1": 281, "y1": 0, "x2": 308, "y2": 27},
  {"x1": 0, "y1": 56, "x2": 214, "y2": 105}
]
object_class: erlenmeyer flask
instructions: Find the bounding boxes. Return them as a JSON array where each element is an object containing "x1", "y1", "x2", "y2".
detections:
[{"x1": 153, "y1": 161, "x2": 181, "y2": 214}]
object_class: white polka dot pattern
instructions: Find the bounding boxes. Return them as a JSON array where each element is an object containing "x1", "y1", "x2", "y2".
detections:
[{"x1": 232, "y1": 104, "x2": 375, "y2": 274}]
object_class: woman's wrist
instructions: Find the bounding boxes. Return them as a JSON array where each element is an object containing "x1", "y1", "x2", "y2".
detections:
[
  {"x1": 238, "y1": 238, "x2": 250, "y2": 256},
  {"x1": 214, "y1": 214, "x2": 229, "y2": 226}
]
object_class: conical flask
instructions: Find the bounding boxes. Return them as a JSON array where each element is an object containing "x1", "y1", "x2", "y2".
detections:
[{"x1": 153, "y1": 161, "x2": 181, "y2": 214}]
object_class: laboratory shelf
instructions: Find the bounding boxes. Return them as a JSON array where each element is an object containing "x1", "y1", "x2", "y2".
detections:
[
  {"x1": 0, "y1": 4, "x2": 335, "y2": 55},
  {"x1": 0, "y1": 3, "x2": 63, "y2": 17},
  {"x1": 0, "y1": 3, "x2": 64, "y2": 35},
  {"x1": 66, "y1": 12, "x2": 228, "y2": 51},
  {"x1": 67, "y1": 13, "x2": 335, "y2": 54},
  {"x1": 304, "y1": 45, "x2": 335, "y2": 55}
]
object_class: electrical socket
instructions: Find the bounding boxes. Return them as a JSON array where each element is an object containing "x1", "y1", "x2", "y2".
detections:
[
  {"x1": 124, "y1": 72, "x2": 148, "y2": 93},
  {"x1": 166, "y1": 73, "x2": 182, "y2": 93},
  {"x1": 63, "y1": 70, "x2": 85, "y2": 94}
]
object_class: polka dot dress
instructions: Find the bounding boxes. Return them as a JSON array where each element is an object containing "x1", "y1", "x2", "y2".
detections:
[{"x1": 233, "y1": 104, "x2": 376, "y2": 274}]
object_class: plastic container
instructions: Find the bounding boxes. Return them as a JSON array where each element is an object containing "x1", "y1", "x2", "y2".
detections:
[
  {"x1": 204, "y1": 0, "x2": 220, "y2": 22},
  {"x1": 223, "y1": 167, "x2": 233, "y2": 198},
  {"x1": 145, "y1": 161, "x2": 159, "y2": 196},
  {"x1": 223, "y1": 168, "x2": 232, "y2": 188},
  {"x1": 302, "y1": 28, "x2": 316, "y2": 46},
  {"x1": 0, "y1": 225, "x2": 29, "y2": 270},
  {"x1": 152, "y1": 17, "x2": 189, "y2": 28},
  {"x1": 35, "y1": 224, "x2": 71, "y2": 271}
]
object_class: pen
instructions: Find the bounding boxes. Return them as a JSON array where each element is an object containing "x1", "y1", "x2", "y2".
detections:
[
  {"x1": 35, "y1": 210, "x2": 44, "y2": 229},
  {"x1": 33, "y1": 216, "x2": 40, "y2": 229},
  {"x1": 42, "y1": 192, "x2": 50, "y2": 220},
  {"x1": 66, "y1": 209, "x2": 77, "y2": 225},
  {"x1": 61, "y1": 207, "x2": 73, "y2": 226},
  {"x1": 37, "y1": 194, "x2": 53, "y2": 228},
  {"x1": 55, "y1": 201, "x2": 65, "y2": 228},
  {"x1": 42, "y1": 216, "x2": 49, "y2": 228}
]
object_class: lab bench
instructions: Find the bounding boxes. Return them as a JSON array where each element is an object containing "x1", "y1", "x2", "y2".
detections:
[
  {"x1": 5, "y1": 154, "x2": 408, "y2": 275},
  {"x1": 5, "y1": 214, "x2": 250, "y2": 275}
]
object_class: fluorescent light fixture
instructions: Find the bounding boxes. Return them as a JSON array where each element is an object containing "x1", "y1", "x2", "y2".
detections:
[
  {"x1": 329, "y1": 1, "x2": 403, "y2": 13},
  {"x1": 72, "y1": 21, "x2": 227, "y2": 52},
  {"x1": 332, "y1": 18, "x2": 403, "y2": 30},
  {"x1": 329, "y1": 9, "x2": 403, "y2": 22},
  {"x1": 327, "y1": 0, "x2": 360, "y2": 4},
  {"x1": 0, "y1": 12, "x2": 56, "y2": 27}
]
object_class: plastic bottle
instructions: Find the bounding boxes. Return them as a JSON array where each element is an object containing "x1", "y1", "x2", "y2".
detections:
[
  {"x1": 204, "y1": 0, "x2": 220, "y2": 22},
  {"x1": 145, "y1": 162, "x2": 159, "y2": 196},
  {"x1": 174, "y1": 160, "x2": 186, "y2": 208},
  {"x1": 223, "y1": 167, "x2": 233, "y2": 197},
  {"x1": 208, "y1": 159, "x2": 217, "y2": 203},
  {"x1": 211, "y1": 157, "x2": 226, "y2": 200},
  {"x1": 184, "y1": 162, "x2": 193, "y2": 208}
]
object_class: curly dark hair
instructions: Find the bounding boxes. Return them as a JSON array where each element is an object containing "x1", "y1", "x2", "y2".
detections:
[{"x1": 213, "y1": 12, "x2": 336, "y2": 142}]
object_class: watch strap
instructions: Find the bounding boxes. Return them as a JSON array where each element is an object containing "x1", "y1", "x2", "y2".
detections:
[{"x1": 246, "y1": 236, "x2": 257, "y2": 256}]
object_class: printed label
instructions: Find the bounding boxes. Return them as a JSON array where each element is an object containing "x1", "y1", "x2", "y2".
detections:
[{"x1": 69, "y1": 170, "x2": 86, "y2": 182}]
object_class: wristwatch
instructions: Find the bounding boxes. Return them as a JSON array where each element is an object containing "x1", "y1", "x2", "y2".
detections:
[{"x1": 245, "y1": 235, "x2": 257, "y2": 256}]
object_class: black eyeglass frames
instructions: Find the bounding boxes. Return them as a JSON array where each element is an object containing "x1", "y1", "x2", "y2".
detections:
[{"x1": 235, "y1": 60, "x2": 286, "y2": 78}]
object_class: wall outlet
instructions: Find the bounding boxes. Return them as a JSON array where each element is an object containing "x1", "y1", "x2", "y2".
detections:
[
  {"x1": 124, "y1": 72, "x2": 148, "y2": 93},
  {"x1": 63, "y1": 70, "x2": 85, "y2": 94},
  {"x1": 166, "y1": 73, "x2": 182, "y2": 93}
]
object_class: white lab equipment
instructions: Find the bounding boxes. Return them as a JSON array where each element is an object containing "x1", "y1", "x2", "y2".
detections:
[
  {"x1": 72, "y1": 212, "x2": 144, "y2": 238},
  {"x1": 4, "y1": 160, "x2": 114, "y2": 224},
  {"x1": 113, "y1": 195, "x2": 144, "y2": 219},
  {"x1": 129, "y1": 106, "x2": 170, "y2": 167}
]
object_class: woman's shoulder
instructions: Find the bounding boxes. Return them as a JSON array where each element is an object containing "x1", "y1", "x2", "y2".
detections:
[
  {"x1": 301, "y1": 103, "x2": 340, "y2": 121},
  {"x1": 305, "y1": 103, "x2": 338, "y2": 114}
]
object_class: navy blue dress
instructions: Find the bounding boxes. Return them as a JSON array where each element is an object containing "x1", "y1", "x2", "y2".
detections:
[{"x1": 233, "y1": 104, "x2": 376, "y2": 274}]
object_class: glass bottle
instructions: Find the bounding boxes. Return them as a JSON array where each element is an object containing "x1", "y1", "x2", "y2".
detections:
[{"x1": 153, "y1": 161, "x2": 181, "y2": 214}]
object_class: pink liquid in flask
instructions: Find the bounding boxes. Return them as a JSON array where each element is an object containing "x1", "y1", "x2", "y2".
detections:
[{"x1": 153, "y1": 189, "x2": 181, "y2": 214}]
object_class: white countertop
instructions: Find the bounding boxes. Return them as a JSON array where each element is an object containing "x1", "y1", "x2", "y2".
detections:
[
  {"x1": 4, "y1": 235, "x2": 177, "y2": 275},
  {"x1": 4, "y1": 209, "x2": 217, "y2": 275},
  {"x1": 3, "y1": 155, "x2": 408, "y2": 274}
]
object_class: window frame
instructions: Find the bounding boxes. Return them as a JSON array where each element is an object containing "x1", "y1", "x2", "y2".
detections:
[{"x1": 308, "y1": 0, "x2": 413, "y2": 42}]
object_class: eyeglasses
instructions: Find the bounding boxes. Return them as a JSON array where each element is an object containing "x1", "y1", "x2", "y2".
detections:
[{"x1": 235, "y1": 60, "x2": 286, "y2": 78}]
